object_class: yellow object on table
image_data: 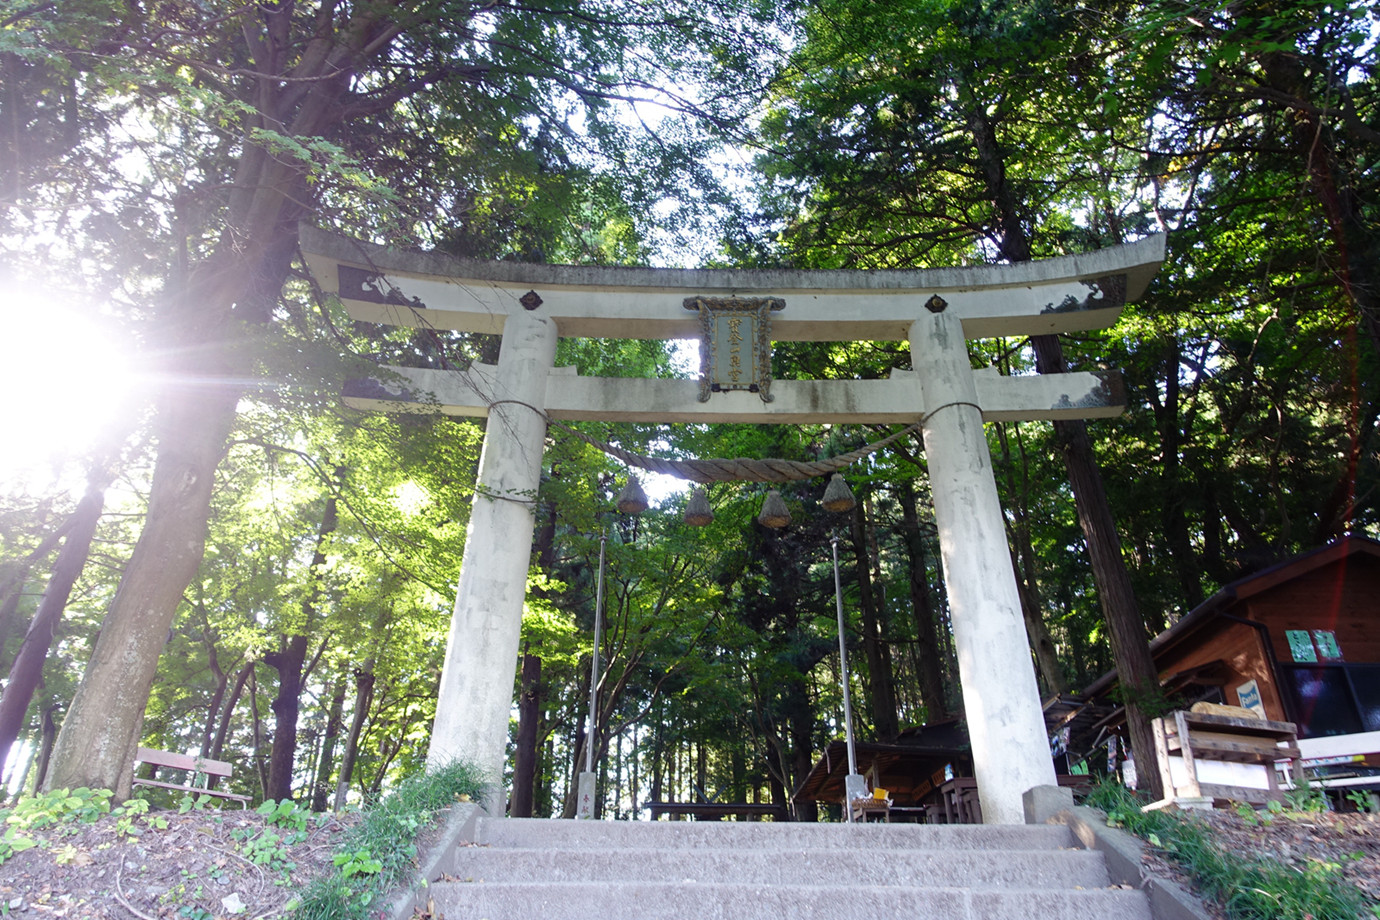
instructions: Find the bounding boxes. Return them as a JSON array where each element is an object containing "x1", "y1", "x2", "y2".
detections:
[{"x1": 873, "y1": 788, "x2": 888, "y2": 800}]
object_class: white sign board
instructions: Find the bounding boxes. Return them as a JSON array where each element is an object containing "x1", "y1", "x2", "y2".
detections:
[{"x1": 1237, "y1": 679, "x2": 1266, "y2": 718}]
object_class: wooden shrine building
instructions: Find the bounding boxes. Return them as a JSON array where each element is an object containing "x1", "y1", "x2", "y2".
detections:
[{"x1": 1068, "y1": 534, "x2": 1380, "y2": 793}]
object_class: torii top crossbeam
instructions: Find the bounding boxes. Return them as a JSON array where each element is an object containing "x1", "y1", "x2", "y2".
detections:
[
  {"x1": 302, "y1": 227, "x2": 1163, "y2": 341},
  {"x1": 301, "y1": 227, "x2": 1167, "y2": 826}
]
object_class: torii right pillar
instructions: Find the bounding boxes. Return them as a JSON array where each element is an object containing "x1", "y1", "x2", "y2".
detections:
[{"x1": 910, "y1": 306, "x2": 1057, "y2": 824}]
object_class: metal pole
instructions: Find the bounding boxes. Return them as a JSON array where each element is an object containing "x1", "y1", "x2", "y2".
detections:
[
  {"x1": 586, "y1": 531, "x2": 607, "y2": 774},
  {"x1": 576, "y1": 531, "x2": 607, "y2": 819},
  {"x1": 831, "y1": 534, "x2": 866, "y2": 820}
]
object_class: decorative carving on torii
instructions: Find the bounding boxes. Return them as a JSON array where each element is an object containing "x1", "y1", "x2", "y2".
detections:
[{"x1": 302, "y1": 225, "x2": 1166, "y2": 825}]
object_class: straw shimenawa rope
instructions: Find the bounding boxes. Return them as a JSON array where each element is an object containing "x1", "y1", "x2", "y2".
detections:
[{"x1": 488, "y1": 399, "x2": 928, "y2": 484}]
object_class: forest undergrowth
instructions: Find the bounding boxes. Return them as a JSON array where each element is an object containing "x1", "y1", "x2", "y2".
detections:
[
  {"x1": 0, "y1": 762, "x2": 485, "y2": 920},
  {"x1": 1086, "y1": 781, "x2": 1380, "y2": 920}
]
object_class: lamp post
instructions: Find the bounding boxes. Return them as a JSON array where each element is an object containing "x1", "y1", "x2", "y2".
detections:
[
  {"x1": 830, "y1": 533, "x2": 867, "y2": 820},
  {"x1": 575, "y1": 530, "x2": 608, "y2": 820}
]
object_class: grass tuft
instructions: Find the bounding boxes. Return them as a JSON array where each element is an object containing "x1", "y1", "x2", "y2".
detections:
[
  {"x1": 292, "y1": 760, "x2": 487, "y2": 920},
  {"x1": 1085, "y1": 780, "x2": 1369, "y2": 920}
]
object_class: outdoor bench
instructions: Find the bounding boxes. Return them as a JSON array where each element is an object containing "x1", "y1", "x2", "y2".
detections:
[{"x1": 132, "y1": 746, "x2": 250, "y2": 807}]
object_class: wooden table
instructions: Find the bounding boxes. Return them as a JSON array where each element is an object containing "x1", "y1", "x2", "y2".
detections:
[
  {"x1": 646, "y1": 802, "x2": 790, "y2": 821},
  {"x1": 849, "y1": 796, "x2": 892, "y2": 822}
]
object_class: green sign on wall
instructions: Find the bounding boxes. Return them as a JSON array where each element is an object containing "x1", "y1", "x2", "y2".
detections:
[{"x1": 1286, "y1": 629, "x2": 1317, "y2": 663}]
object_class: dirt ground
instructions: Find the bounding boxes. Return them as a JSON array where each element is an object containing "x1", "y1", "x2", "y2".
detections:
[
  {"x1": 0, "y1": 801, "x2": 358, "y2": 919},
  {"x1": 1, "y1": 800, "x2": 1377, "y2": 919}
]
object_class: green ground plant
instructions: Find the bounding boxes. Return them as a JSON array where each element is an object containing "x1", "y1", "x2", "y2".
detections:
[
  {"x1": 0, "y1": 787, "x2": 114, "y2": 865},
  {"x1": 1086, "y1": 780, "x2": 1371, "y2": 920},
  {"x1": 257, "y1": 798, "x2": 314, "y2": 832},
  {"x1": 292, "y1": 760, "x2": 486, "y2": 920}
]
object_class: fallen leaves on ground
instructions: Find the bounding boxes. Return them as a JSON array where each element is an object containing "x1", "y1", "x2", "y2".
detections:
[{"x1": 0, "y1": 804, "x2": 357, "y2": 919}]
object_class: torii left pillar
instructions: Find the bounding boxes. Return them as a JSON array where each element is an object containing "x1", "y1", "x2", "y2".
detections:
[{"x1": 426, "y1": 310, "x2": 557, "y2": 815}]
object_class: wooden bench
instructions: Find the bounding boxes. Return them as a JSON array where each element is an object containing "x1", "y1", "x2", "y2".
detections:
[
  {"x1": 646, "y1": 801, "x2": 789, "y2": 821},
  {"x1": 133, "y1": 747, "x2": 251, "y2": 807}
]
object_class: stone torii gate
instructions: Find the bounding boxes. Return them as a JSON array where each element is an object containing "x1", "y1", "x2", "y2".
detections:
[{"x1": 302, "y1": 227, "x2": 1165, "y2": 825}]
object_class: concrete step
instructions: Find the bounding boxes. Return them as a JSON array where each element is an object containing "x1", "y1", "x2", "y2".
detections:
[
  {"x1": 449, "y1": 845, "x2": 1112, "y2": 890},
  {"x1": 430, "y1": 818, "x2": 1154, "y2": 920},
  {"x1": 430, "y1": 881, "x2": 1152, "y2": 920},
  {"x1": 474, "y1": 816, "x2": 1075, "y2": 851}
]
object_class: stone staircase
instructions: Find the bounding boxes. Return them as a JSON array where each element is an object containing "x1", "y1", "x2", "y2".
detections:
[{"x1": 428, "y1": 817, "x2": 1153, "y2": 920}]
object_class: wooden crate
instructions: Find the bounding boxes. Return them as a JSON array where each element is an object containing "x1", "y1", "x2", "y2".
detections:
[{"x1": 1151, "y1": 710, "x2": 1302, "y2": 806}]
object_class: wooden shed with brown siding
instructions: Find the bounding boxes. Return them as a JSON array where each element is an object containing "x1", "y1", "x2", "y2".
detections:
[{"x1": 1080, "y1": 534, "x2": 1380, "y2": 790}]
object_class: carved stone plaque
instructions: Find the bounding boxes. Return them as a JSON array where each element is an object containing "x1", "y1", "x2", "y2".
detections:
[{"x1": 684, "y1": 296, "x2": 784, "y2": 402}]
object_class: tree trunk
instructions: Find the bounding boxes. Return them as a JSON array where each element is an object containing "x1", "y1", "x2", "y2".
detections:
[
  {"x1": 332, "y1": 662, "x2": 375, "y2": 811},
  {"x1": 310, "y1": 679, "x2": 347, "y2": 812},
  {"x1": 210, "y1": 662, "x2": 254, "y2": 763},
  {"x1": 612, "y1": 731, "x2": 622, "y2": 817},
  {"x1": 368, "y1": 702, "x2": 410, "y2": 794},
  {"x1": 31, "y1": 703, "x2": 57, "y2": 794},
  {"x1": 0, "y1": 482, "x2": 105, "y2": 780},
  {"x1": 993, "y1": 421, "x2": 1068, "y2": 696},
  {"x1": 196, "y1": 609, "x2": 235, "y2": 760},
  {"x1": 511, "y1": 646, "x2": 541, "y2": 817},
  {"x1": 1009, "y1": 553, "x2": 1067, "y2": 697},
  {"x1": 849, "y1": 500, "x2": 898, "y2": 741},
  {"x1": 650, "y1": 710, "x2": 664, "y2": 805},
  {"x1": 695, "y1": 739, "x2": 706, "y2": 801},
  {"x1": 249, "y1": 667, "x2": 268, "y2": 799},
  {"x1": 788, "y1": 699, "x2": 817, "y2": 822},
  {"x1": 536, "y1": 735, "x2": 554, "y2": 818},
  {"x1": 43, "y1": 218, "x2": 294, "y2": 795},
  {"x1": 1151, "y1": 347, "x2": 1204, "y2": 608},
  {"x1": 630, "y1": 724, "x2": 640, "y2": 815},
  {"x1": 0, "y1": 517, "x2": 76, "y2": 667},
  {"x1": 764, "y1": 741, "x2": 787, "y2": 811},
  {"x1": 263, "y1": 487, "x2": 338, "y2": 802},
  {"x1": 560, "y1": 723, "x2": 586, "y2": 819},
  {"x1": 1032, "y1": 336, "x2": 1166, "y2": 799},
  {"x1": 261, "y1": 636, "x2": 308, "y2": 803},
  {"x1": 4, "y1": 733, "x2": 37, "y2": 805},
  {"x1": 897, "y1": 478, "x2": 951, "y2": 722},
  {"x1": 1008, "y1": 560, "x2": 1064, "y2": 696}
]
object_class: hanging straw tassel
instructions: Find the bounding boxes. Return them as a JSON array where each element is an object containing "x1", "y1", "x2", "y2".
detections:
[
  {"x1": 616, "y1": 476, "x2": 649, "y2": 514},
  {"x1": 757, "y1": 489, "x2": 792, "y2": 528},
  {"x1": 821, "y1": 473, "x2": 857, "y2": 513},
  {"x1": 683, "y1": 486, "x2": 714, "y2": 527}
]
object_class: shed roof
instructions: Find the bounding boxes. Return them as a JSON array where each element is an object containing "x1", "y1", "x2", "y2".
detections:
[
  {"x1": 1083, "y1": 534, "x2": 1380, "y2": 698},
  {"x1": 793, "y1": 720, "x2": 971, "y2": 804}
]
